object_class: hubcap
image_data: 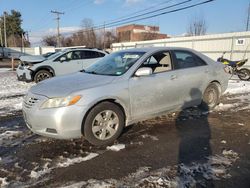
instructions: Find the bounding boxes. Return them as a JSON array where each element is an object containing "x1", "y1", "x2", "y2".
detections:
[
  {"x1": 206, "y1": 88, "x2": 216, "y2": 106},
  {"x1": 92, "y1": 110, "x2": 119, "y2": 140},
  {"x1": 37, "y1": 72, "x2": 50, "y2": 82}
]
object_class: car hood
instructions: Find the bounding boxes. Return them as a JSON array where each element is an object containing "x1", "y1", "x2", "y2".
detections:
[
  {"x1": 30, "y1": 72, "x2": 116, "y2": 98},
  {"x1": 20, "y1": 55, "x2": 46, "y2": 63}
]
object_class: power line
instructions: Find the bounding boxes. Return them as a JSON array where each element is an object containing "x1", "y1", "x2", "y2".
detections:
[
  {"x1": 102, "y1": 0, "x2": 175, "y2": 24},
  {"x1": 51, "y1": 10, "x2": 64, "y2": 47},
  {"x1": 101, "y1": 0, "x2": 192, "y2": 28},
  {"x1": 66, "y1": 0, "x2": 214, "y2": 34},
  {"x1": 31, "y1": 0, "x2": 214, "y2": 44},
  {"x1": 105, "y1": 0, "x2": 215, "y2": 29}
]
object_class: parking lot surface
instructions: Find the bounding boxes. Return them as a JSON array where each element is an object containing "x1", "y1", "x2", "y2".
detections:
[{"x1": 0, "y1": 70, "x2": 250, "y2": 187}]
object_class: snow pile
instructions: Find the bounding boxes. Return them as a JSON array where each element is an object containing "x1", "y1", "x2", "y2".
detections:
[
  {"x1": 106, "y1": 144, "x2": 125, "y2": 151},
  {"x1": 57, "y1": 153, "x2": 99, "y2": 167}
]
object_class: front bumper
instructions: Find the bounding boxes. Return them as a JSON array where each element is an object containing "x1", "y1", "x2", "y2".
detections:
[
  {"x1": 16, "y1": 65, "x2": 33, "y2": 82},
  {"x1": 23, "y1": 92, "x2": 87, "y2": 139}
]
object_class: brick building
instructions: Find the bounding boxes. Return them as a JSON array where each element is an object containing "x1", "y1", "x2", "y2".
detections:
[{"x1": 116, "y1": 24, "x2": 168, "y2": 42}]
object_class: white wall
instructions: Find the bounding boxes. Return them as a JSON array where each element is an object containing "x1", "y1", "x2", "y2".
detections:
[
  {"x1": 3, "y1": 46, "x2": 55, "y2": 58},
  {"x1": 112, "y1": 31, "x2": 250, "y2": 68}
]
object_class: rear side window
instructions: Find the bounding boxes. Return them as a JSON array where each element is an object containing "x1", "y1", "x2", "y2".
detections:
[
  {"x1": 173, "y1": 51, "x2": 206, "y2": 69},
  {"x1": 82, "y1": 50, "x2": 104, "y2": 59}
]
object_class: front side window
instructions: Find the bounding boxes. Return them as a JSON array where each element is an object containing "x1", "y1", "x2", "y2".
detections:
[
  {"x1": 140, "y1": 51, "x2": 172, "y2": 74},
  {"x1": 173, "y1": 51, "x2": 206, "y2": 69},
  {"x1": 55, "y1": 51, "x2": 74, "y2": 62},
  {"x1": 85, "y1": 51, "x2": 145, "y2": 76}
]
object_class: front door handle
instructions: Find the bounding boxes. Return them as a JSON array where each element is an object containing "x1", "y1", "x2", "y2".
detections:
[{"x1": 171, "y1": 75, "x2": 177, "y2": 80}]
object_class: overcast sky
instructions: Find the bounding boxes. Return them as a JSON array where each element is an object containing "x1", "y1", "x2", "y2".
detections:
[{"x1": 0, "y1": 0, "x2": 249, "y2": 46}]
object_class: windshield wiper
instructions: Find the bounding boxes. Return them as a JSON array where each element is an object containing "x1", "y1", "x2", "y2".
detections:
[
  {"x1": 80, "y1": 69, "x2": 85, "y2": 72},
  {"x1": 85, "y1": 71, "x2": 98, "y2": 74}
]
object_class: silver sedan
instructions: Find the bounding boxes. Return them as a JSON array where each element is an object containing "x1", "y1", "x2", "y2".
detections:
[{"x1": 23, "y1": 47, "x2": 229, "y2": 145}]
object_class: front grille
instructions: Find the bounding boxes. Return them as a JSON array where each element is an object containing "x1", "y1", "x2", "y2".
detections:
[{"x1": 23, "y1": 97, "x2": 39, "y2": 109}]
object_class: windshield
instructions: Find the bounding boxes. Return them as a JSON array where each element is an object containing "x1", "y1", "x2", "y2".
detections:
[
  {"x1": 85, "y1": 51, "x2": 145, "y2": 76},
  {"x1": 46, "y1": 50, "x2": 65, "y2": 60}
]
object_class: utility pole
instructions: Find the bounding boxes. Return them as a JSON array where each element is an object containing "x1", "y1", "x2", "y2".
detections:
[
  {"x1": 103, "y1": 22, "x2": 106, "y2": 50},
  {"x1": 25, "y1": 31, "x2": 29, "y2": 43},
  {"x1": 0, "y1": 27, "x2": 3, "y2": 47},
  {"x1": 21, "y1": 32, "x2": 24, "y2": 53},
  {"x1": 51, "y1": 10, "x2": 64, "y2": 47},
  {"x1": 247, "y1": 2, "x2": 250, "y2": 31},
  {"x1": 3, "y1": 12, "x2": 7, "y2": 47}
]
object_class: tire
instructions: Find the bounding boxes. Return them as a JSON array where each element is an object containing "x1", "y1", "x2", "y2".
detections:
[
  {"x1": 34, "y1": 70, "x2": 52, "y2": 83},
  {"x1": 200, "y1": 83, "x2": 220, "y2": 110},
  {"x1": 83, "y1": 102, "x2": 125, "y2": 146},
  {"x1": 237, "y1": 68, "x2": 250, "y2": 81}
]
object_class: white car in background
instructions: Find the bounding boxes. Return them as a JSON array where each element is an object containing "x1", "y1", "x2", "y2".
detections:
[{"x1": 16, "y1": 48, "x2": 107, "y2": 83}]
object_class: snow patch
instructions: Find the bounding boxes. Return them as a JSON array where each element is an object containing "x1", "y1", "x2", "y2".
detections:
[
  {"x1": 141, "y1": 134, "x2": 159, "y2": 141},
  {"x1": 221, "y1": 140, "x2": 227, "y2": 144},
  {"x1": 0, "y1": 71, "x2": 34, "y2": 116},
  {"x1": 106, "y1": 144, "x2": 125, "y2": 151},
  {"x1": 57, "y1": 153, "x2": 99, "y2": 167},
  {"x1": 0, "y1": 177, "x2": 9, "y2": 187},
  {"x1": 61, "y1": 150, "x2": 238, "y2": 188},
  {"x1": 214, "y1": 103, "x2": 241, "y2": 111},
  {"x1": 30, "y1": 162, "x2": 51, "y2": 179},
  {"x1": 0, "y1": 130, "x2": 21, "y2": 142},
  {"x1": 225, "y1": 80, "x2": 250, "y2": 95}
]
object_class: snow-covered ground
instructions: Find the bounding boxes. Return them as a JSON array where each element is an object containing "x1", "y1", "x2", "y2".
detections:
[{"x1": 0, "y1": 70, "x2": 34, "y2": 116}]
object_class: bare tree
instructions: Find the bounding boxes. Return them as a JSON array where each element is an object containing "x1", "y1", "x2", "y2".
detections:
[
  {"x1": 42, "y1": 35, "x2": 57, "y2": 46},
  {"x1": 41, "y1": 18, "x2": 117, "y2": 49},
  {"x1": 104, "y1": 30, "x2": 117, "y2": 49},
  {"x1": 81, "y1": 18, "x2": 97, "y2": 48},
  {"x1": 187, "y1": 16, "x2": 207, "y2": 36}
]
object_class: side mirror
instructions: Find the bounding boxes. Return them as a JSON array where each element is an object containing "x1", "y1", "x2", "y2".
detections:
[
  {"x1": 135, "y1": 67, "x2": 153, "y2": 77},
  {"x1": 60, "y1": 56, "x2": 66, "y2": 62}
]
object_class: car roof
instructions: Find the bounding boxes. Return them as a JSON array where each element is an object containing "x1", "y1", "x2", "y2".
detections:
[
  {"x1": 116, "y1": 47, "x2": 197, "y2": 53},
  {"x1": 62, "y1": 48, "x2": 107, "y2": 54}
]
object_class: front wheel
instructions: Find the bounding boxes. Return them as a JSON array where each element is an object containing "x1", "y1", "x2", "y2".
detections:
[
  {"x1": 237, "y1": 68, "x2": 250, "y2": 81},
  {"x1": 83, "y1": 102, "x2": 125, "y2": 146},
  {"x1": 34, "y1": 70, "x2": 52, "y2": 83},
  {"x1": 200, "y1": 83, "x2": 220, "y2": 110}
]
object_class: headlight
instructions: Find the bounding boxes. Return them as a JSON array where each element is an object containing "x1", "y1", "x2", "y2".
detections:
[
  {"x1": 40, "y1": 95, "x2": 81, "y2": 109},
  {"x1": 25, "y1": 64, "x2": 33, "y2": 69}
]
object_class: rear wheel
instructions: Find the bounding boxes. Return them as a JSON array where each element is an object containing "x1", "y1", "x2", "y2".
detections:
[
  {"x1": 83, "y1": 102, "x2": 125, "y2": 146},
  {"x1": 34, "y1": 70, "x2": 52, "y2": 83},
  {"x1": 237, "y1": 68, "x2": 250, "y2": 81},
  {"x1": 200, "y1": 83, "x2": 220, "y2": 110}
]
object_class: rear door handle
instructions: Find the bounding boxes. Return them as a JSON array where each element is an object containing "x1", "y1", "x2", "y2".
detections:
[{"x1": 171, "y1": 75, "x2": 177, "y2": 80}]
